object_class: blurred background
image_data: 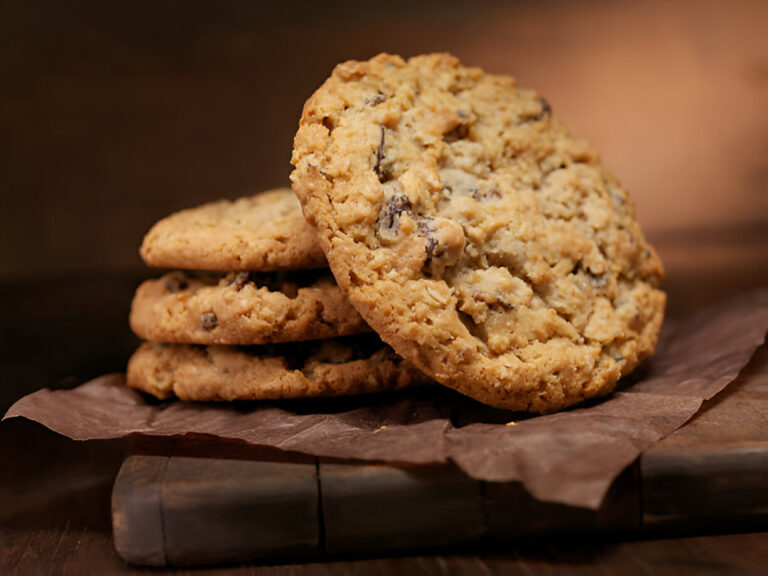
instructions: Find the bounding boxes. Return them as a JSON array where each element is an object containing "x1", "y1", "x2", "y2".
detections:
[
  {"x1": 3, "y1": 0, "x2": 767, "y2": 276},
  {"x1": 1, "y1": 0, "x2": 767, "y2": 403}
]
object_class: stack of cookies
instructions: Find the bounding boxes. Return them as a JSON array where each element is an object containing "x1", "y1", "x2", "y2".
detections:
[
  {"x1": 127, "y1": 188, "x2": 429, "y2": 402},
  {"x1": 129, "y1": 52, "x2": 665, "y2": 414}
]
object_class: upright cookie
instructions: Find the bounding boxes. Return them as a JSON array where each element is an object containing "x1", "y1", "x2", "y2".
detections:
[
  {"x1": 127, "y1": 336, "x2": 428, "y2": 401},
  {"x1": 140, "y1": 188, "x2": 326, "y2": 271},
  {"x1": 130, "y1": 270, "x2": 370, "y2": 345},
  {"x1": 291, "y1": 53, "x2": 665, "y2": 413}
]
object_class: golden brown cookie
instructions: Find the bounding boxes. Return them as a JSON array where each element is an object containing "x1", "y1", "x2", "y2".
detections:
[
  {"x1": 291, "y1": 53, "x2": 665, "y2": 413},
  {"x1": 126, "y1": 336, "x2": 428, "y2": 401},
  {"x1": 140, "y1": 188, "x2": 326, "y2": 271},
  {"x1": 130, "y1": 270, "x2": 370, "y2": 345}
]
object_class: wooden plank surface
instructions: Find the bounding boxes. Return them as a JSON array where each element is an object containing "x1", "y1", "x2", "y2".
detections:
[
  {"x1": 109, "y1": 342, "x2": 768, "y2": 566},
  {"x1": 112, "y1": 439, "x2": 320, "y2": 567},
  {"x1": 641, "y1": 344, "x2": 768, "y2": 533},
  {"x1": 111, "y1": 453, "x2": 168, "y2": 566},
  {"x1": 320, "y1": 462, "x2": 485, "y2": 555},
  {"x1": 484, "y1": 463, "x2": 641, "y2": 540},
  {"x1": 162, "y1": 455, "x2": 320, "y2": 565}
]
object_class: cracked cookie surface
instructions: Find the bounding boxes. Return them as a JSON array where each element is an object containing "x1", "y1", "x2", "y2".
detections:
[
  {"x1": 126, "y1": 335, "x2": 428, "y2": 401},
  {"x1": 140, "y1": 188, "x2": 326, "y2": 271},
  {"x1": 291, "y1": 53, "x2": 665, "y2": 413},
  {"x1": 130, "y1": 270, "x2": 371, "y2": 345}
]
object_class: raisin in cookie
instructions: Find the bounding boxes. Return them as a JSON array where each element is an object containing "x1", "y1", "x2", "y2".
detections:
[
  {"x1": 140, "y1": 188, "x2": 326, "y2": 271},
  {"x1": 291, "y1": 53, "x2": 665, "y2": 413},
  {"x1": 130, "y1": 270, "x2": 370, "y2": 345},
  {"x1": 126, "y1": 335, "x2": 427, "y2": 401}
]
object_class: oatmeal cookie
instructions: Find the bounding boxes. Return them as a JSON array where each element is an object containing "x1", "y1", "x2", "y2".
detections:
[
  {"x1": 126, "y1": 336, "x2": 427, "y2": 401},
  {"x1": 291, "y1": 53, "x2": 665, "y2": 412},
  {"x1": 140, "y1": 188, "x2": 326, "y2": 270},
  {"x1": 130, "y1": 270, "x2": 370, "y2": 345}
]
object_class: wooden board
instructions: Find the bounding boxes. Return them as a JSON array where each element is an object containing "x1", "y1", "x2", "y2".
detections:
[
  {"x1": 112, "y1": 344, "x2": 768, "y2": 566},
  {"x1": 321, "y1": 462, "x2": 485, "y2": 555},
  {"x1": 641, "y1": 343, "x2": 768, "y2": 533}
]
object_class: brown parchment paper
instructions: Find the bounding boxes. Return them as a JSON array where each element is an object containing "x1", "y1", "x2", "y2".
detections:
[{"x1": 5, "y1": 289, "x2": 768, "y2": 509}]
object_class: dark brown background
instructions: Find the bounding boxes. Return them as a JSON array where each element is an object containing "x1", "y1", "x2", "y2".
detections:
[
  {"x1": 2, "y1": 0, "x2": 768, "y2": 573},
  {"x1": 3, "y1": 0, "x2": 767, "y2": 281}
]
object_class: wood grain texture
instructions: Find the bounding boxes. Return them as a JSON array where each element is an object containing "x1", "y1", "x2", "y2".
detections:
[
  {"x1": 162, "y1": 456, "x2": 320, "y2": 566},
  {"x1": 111, "y1": 453, "x2": 168, "y2": 566},
  {"x1": 320, "y1": 462, "x2": 485, "y2": 555},
  {"x1": 1, "y1": 328, "x2": 767, "y2": 573},
  {"x1": 111, "y1": 439, "x2": 320, "y2": 567},
  {"x1": 641, "y1": 344, "x2": 768, "y2": 533},
  {"x1": 484, "y1": 463, "x2": 640, "y2": 540},
  {"x1": 107, "y1": 341, "x2": 767, "y2": 566}
]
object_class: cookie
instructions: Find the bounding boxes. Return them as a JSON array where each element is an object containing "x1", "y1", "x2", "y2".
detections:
[
  {"x1": 291, "y1": 53, "x2": 665, "y2": 413},
  {"x1": 126, "y1": 335, "x2": 428, "y2": 401},
  {"x1": 140, "y1": 188, "x2": 326, "y2": 271},
  {"x1": 130, "y1": 270, "x2": 370, "y2": 345}
]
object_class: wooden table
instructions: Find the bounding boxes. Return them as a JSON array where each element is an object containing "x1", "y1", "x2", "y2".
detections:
[
  {"x1": 3, "y1": 424, "x2": 768, "y2": 575},
  {"x1": 2, "y1": 270, "x2": 767, "y2": 574}
]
